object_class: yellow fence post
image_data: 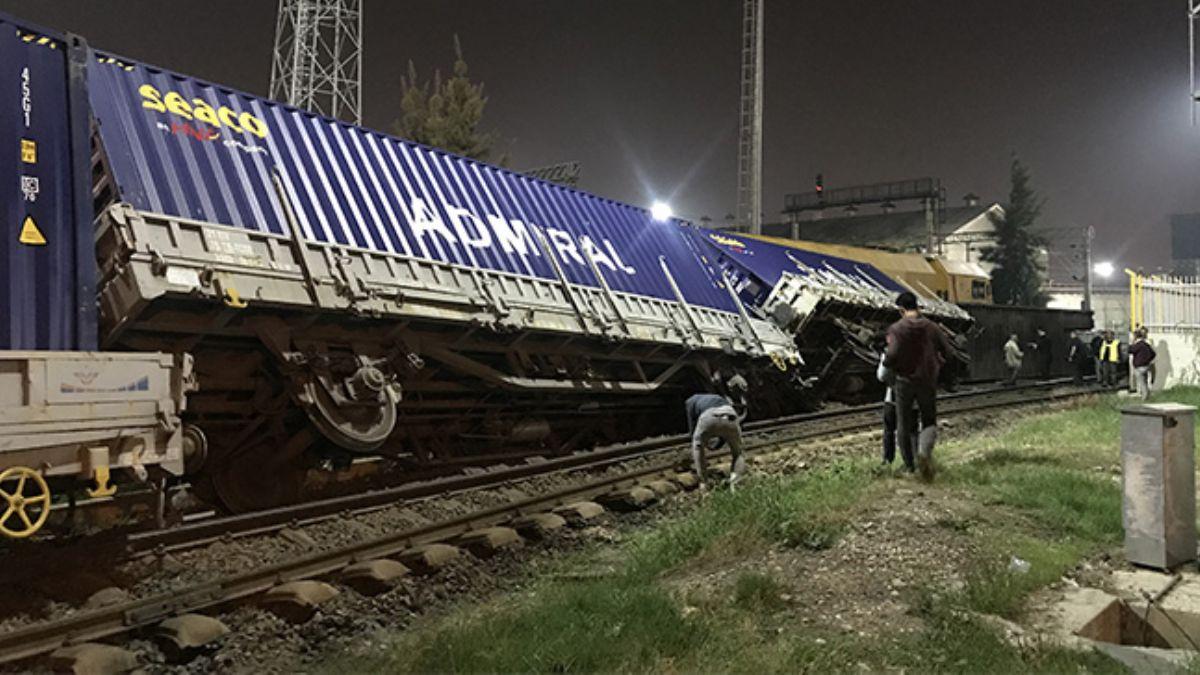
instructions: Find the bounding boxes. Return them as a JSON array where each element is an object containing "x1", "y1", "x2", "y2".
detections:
[{"x1": 1126, "y1": 269, "x2": 1141, "y2": 332}]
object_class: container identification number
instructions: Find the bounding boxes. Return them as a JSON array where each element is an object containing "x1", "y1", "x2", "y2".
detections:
[{"x1": 138, "y1": 85, "x2": 268, "y2": 139}]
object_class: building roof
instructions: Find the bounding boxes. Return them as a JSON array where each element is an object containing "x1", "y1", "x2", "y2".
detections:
[{"x1": 760, "y1": 204, "x2": 998, "y2": 251}]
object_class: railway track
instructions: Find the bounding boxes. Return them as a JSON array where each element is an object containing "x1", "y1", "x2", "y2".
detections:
[
  {"x1": 14, "y1": 378, "x2": 1077, "y2": 559},
  {"x1": 0, "y1": 380, "x2": 1095, "y2": 668}
]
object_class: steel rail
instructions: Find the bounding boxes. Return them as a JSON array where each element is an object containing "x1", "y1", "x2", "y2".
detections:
[
  {"x1": 123, "y1": 378, "x2": 1079, "y2": 554},
  {"x1": 0, "y1": 384, "x2": 1094, "y2": 666}
]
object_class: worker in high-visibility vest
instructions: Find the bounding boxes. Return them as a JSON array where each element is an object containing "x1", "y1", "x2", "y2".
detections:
[{"x1": 1097, "y1": 330, "x2": 1122, "y2": 387}]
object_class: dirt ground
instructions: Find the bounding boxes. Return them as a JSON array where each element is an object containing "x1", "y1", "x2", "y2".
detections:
[{"x1": 666, "y1": 479, "x2": 987, "y2": 640}]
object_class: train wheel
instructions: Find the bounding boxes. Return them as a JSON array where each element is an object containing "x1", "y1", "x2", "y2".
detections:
[{"x1": 0, "y1": 467, "x2": 52, "y2": 539}]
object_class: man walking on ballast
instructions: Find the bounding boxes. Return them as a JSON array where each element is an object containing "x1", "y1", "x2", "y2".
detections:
[
  {"x1": 884, "y1": 291, "x2": 952, "y2": 481},
  {"x1": 685, "y1": 392, "x2": 746, "y2": 491}
]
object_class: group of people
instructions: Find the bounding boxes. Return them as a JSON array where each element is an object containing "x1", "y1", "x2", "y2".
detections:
[
  {"x1": 684, "y1": 290, "x2": 953, "y2": 490},
  {"x1": 683, "y1": 293, "x2": 1161, "y2": 492},
  {"x1": 1006, "y1": 327, "x2": 1156, "y2": 398}
]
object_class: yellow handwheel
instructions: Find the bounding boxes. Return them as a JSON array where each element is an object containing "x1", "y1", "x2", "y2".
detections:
[
  {"x1": 0, "y1": 467, "x2": 51, "y2": 539},
  {"x1": 770, "y1": 351, "x2": 788, "y2": 371}
]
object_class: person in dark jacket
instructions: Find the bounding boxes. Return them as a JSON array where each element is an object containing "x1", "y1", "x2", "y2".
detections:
[
  {"x1": 1066, "y1": 330, "x2": 1090, "y2": 385},
  {"x1": 1090, "y1": 332, "x2": 1104, "y2": 382},
  {"x1": 1033, "y1": 328, "x2": 1052, "y2": 379},
  {"x1": 684, "y1": 393, "x2": 745, "y2": 491},
  {"x1": 877, "y1": 354, "x2": 918, "y2": 472},
  {"x1": 1128, "y1": 328, "x2": 1157, "y2": 400},
  {"x1": 884, "y1": 291, "x2": 951, "y2": 481}
]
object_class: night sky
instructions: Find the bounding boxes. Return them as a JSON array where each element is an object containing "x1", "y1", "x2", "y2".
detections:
[{"x1": 4, "y1": 0, "x2": 1197, "y2": 275}]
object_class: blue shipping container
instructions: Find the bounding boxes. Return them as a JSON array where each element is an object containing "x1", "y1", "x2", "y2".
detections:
[
  {"x1": 0, "y1": 13, "x2": 95, "y2": 350},
  {"x1": 87, "y1": 54, "x2": 736, "y2": 313},
  {"x1": 689, "y1": 228, "x2": 904, "y2": 307}
]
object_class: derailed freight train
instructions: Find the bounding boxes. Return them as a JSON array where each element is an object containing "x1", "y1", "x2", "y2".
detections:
[
  {"x1": 691, "y1": 230, "x2": 973, "y2": 400},
  {"x1": 2, "y1": 12, "x2": 811, "y2": 527},
  {"x1": 0, "y1": 10, "x2": 955, "y2": 533}
]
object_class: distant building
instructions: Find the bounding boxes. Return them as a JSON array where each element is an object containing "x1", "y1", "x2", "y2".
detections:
[
  {"x1": 1171, "y1": 213, "x2": 1200, "y2": 275},
  {"x1": 761, "y1": 201, "x2": 1004, "y2": 268}
]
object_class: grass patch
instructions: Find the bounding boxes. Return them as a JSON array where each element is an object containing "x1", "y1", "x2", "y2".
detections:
[
  {"x1": 318, "y1": 390, "x2": 1200, "y2": 674},
  {"x1": 625, "y1": 462, "x2": 872, "y2": 580},
  {"x1": 328, "y1": 463, "x2": 874, "y2": 673},
  {"x1": 959, "y1": 535, "x2": 1093, "y2": 618},
  {"x1": 389, "y1": 581, "x2": 707, "y2": 673},
  {"x1": 732, "y1": 571, "x2": 787, "y2": 612},
  {"x1": 878, "y1": 602, "x2": 1129, "y2": 674}
]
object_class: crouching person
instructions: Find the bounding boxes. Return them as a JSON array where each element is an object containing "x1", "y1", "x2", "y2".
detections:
[{"x1": 685, "y1": 392, "x2": 746, "y2": 491}]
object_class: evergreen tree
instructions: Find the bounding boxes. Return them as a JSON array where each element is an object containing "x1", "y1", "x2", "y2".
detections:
[
  {"x1": 982, "y1": 157, "x2": 1048, "y2": 306},
  {"x1": 395, "y1": 36, "x2": 496, "y2": 161},
  {"x1": 396, "y1": 61, "x2": 430, "y2": 144}
]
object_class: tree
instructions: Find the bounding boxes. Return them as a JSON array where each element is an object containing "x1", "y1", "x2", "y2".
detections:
[
  {"x1": 395, "y1": 36, "x2": 496, "y2": 161},
  {"x1": 982, "y1": 157, "x2": 1048, "y2": 306}
]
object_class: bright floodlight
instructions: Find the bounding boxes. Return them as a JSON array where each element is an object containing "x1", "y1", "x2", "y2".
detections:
[
  {"x1": 1094, "y1": 261, "x2": 1115, "y2": 278},
  {"x1": 650, "y1": 201, "x2": 673, "y2": 222}
]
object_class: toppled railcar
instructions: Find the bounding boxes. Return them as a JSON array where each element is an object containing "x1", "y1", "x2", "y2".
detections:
[
  {"x1": 692, "y1": 230, "x2": 971, "y2": 401},
  {"x1": 86, "y1": 53, "x2": 802, "y2": 510},
  {"x1": 743, "y1": 234, "x2": 993, "y2": 305}
]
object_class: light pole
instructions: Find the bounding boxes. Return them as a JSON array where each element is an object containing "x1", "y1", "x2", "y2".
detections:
[{"x1": 1083, "y1": 226, "x2": 1095, "y2": 312}]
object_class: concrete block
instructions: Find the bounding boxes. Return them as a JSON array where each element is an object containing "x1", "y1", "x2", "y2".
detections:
[
  {"x1": 1093, "y1": 642, "x2": 1196, "y2": 673},
  {"x1": 596, "y1": 486, "x2": 658, "y2": 512},
  {"x1": 1110, "y1": 570, "x2": 1179, "y2": 601},
  {"x1": 456, "y1": 526, "x2": 523, "y2": 557},
  {"x1": 553, "y1": 501, "x2": 605, "y2": 526},
  {"x1": 48, "y1": 643, "x2": 138, "y2": 675},
  {"x1": 672, "y1": 472, "x2": 700, "y2": 490},
  {"x1": 398, "y1": 543, "x2": 461, "y2": 574},
  {"x1": 261, "y1": 580, "x2": 339, "y2": 623},
  {"x1": 511, "y1": 512, "x2": 567, "y2": 539},
  {"x1": 340, "y1": 559, "x2": 410, "y2": 595},
  {"x1": 155, "y1": 614, "x2": 229, "y2": 661},
  {"x1": 84, "y1": 587, "x2": 131, "y2": 610},
  {"x1": 1050, "y1": 587, "x2": 1123, "y2": 637},
  {"x1": 646, "y1": 479, "x2": 680, "y2": 497}
]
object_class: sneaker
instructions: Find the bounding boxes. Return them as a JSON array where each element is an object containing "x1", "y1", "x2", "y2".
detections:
[{"x1": 729, "y1": 472, "x2": 741, "y2": 492}]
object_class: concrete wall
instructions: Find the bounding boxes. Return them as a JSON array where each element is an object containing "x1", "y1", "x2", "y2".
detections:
[
  {"x1": 1047, "y1": 289, "x2": 1130, "y2": 332},
  {"x1": 1150, "y1": 331, "x2": 1200, "y2": 390}
]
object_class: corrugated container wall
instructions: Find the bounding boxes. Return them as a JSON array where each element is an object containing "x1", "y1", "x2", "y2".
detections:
[
  {"x1": 87, "y1": 55, "x2": 735, "y2": 314},
  {"x1": 689, "y1": 228, "x2": 903, "y2": 307},
  {"x1": 0, "y1": 13, "x2": 95, "y2": 350}
]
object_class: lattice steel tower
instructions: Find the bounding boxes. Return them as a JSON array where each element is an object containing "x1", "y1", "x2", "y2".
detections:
[
  {"x1": 270, "y1": 0, "x2": 363, "y2": 124},
  {"x1": 736, "y1": 0, "x2": 764, "y2": 233}
]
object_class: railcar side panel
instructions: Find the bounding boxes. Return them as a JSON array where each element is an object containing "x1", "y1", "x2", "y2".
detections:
[{"x1": 87, "y1": 55, "x2": 735, "y2": 314}]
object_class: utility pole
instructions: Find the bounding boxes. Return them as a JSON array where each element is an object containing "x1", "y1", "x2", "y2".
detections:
[
  {"x1": 735, "y1": 0, "x2": 764, "y2": 234},
  {"x1": 1083, "y1": 225, "x2": 1095, "y2": 312},
  {"x1": 923, "y1": 198, "x2": 937, "y2": 255},
  {"x1": 1192, "y1": 0, "x2": 1199, "y2": 125},
  {"x1": 270, "y1": 0, "x2": 363, "y2": 124}
]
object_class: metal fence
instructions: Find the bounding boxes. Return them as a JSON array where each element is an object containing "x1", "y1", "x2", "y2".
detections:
[{"x1": 1133, "y1": 272, "x2": 1200, "y2": 332}]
